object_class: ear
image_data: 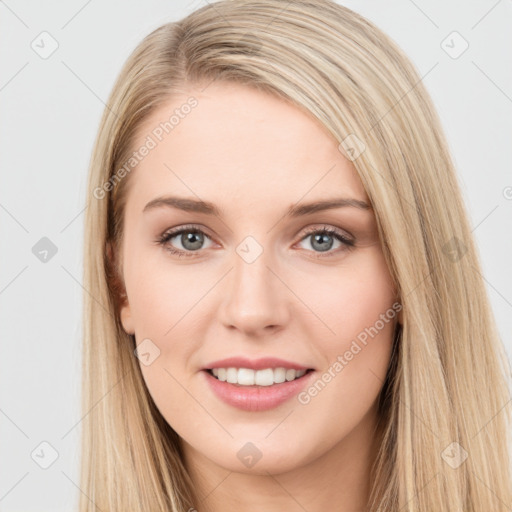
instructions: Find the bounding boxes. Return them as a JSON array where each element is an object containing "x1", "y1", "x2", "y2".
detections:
[
  {"x1": 120, "y1": 300, "x2": 135, "y2": 335},
  {"x1": 106, "y1": 240, "x2": 135, "y2": 335}
]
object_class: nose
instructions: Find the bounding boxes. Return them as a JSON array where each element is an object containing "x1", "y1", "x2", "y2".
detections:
[{"x1": 217, "y1": 246, "x2": 290, "y2": 337}]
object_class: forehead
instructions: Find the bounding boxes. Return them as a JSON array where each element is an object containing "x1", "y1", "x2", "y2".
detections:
[{"x1": 126, "y1": 81, "x2": 368, "y2": 211}]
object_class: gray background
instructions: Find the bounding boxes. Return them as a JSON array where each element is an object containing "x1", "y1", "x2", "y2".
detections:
[{"x1": 1, "y1": 0, "x2": 511, "y2": 510}]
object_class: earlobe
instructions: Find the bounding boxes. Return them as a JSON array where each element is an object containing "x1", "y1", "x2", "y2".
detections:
[{"x1": 120, "y1": 300, "x2": 135, "y2": 335}]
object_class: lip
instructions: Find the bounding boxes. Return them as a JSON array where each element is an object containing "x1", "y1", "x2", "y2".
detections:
[
  {"x1": 203, "y1": 368, "x2": 315, "y2": 412},
  {"x1": 203, "y1": 356, "x2": 312, "y2": 371}
]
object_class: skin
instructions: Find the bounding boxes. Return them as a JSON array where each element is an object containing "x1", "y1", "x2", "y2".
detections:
[{"x1": 117, "y1": 81, "x2": 401, "y2": 511}]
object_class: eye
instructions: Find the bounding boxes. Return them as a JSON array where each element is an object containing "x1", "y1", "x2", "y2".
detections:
[
  {"x1": 296, "y1": 225, "x2": 354, "y2": 257},
  {"x1": 156, "y1": 224, "x2": 214, "y2": 258}
]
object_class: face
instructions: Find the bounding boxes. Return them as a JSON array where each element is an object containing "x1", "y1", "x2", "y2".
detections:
[{"x1": 117, "y1": 81, "x2": 400, "y2": 477}]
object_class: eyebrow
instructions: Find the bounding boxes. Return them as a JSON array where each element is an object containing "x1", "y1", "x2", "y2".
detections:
[{"x1": 142, "y1": 195, "x2": 371, "y2": 217}]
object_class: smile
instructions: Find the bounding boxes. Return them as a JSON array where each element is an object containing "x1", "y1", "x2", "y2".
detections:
[
  {"x1": 203, "y1": 367, "x2": 315, "y2": 412},
  {"x1": 208, "y1": 367, "x2": 309, "y2": 386}
]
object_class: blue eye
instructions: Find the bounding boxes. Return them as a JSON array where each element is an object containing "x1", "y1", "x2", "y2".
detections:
[
  {"x1": 298, "y1": 226, "x2": 354, "y2": 256},
  {"x1": 156, "y1": 224, "x2": 354, "y2": 258},
  {"x1": 157, "y1": 225, "x2": 214, "y2": 257}
]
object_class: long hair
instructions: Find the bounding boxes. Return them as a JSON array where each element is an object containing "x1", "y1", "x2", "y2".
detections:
[{"x1": 81, "y1": 1, "x2": 512, "y2": 509}]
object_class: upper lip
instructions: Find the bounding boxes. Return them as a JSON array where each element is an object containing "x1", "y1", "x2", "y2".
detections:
[{"x1": 203, "y1": 357, "x2": 313, "y2": 371}]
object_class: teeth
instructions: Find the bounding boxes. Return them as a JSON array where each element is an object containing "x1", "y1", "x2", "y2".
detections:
[
  {"x1": 239, "y1": 368, "x2": 256, "y2": 385},
  {"x1": 210, "y1": 367, "x2": 307, "y2": 386},
  {"x1": 226, "y1": 367, "x2": 238, "y2": 384}
]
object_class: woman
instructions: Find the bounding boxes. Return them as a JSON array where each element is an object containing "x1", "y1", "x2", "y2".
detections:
[{"x1": 81, "y1": 0, "x2": 512, "y2": 510}]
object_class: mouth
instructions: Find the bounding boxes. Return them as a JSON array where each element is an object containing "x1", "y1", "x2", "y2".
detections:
[
  {"x1": 205, "y1": 367, "x2": 314, "y2": 387},
  {"x1": 203, "y1": 365, "x2": 316, "y2": 411}
]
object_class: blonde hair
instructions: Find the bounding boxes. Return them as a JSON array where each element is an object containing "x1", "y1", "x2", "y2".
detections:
[{"x1": 81, "y1": 0, "x2": 512, "y2": 510}]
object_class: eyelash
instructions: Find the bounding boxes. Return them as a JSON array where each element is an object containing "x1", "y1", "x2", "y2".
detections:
[{"x1": 156, "y1": 224, "x2": 355, "y2": 259}]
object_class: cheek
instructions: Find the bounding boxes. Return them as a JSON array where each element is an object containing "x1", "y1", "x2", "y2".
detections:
[
  {"x1": 125, "y1": 256, "x2": 211, "y2": 400},
  {"x1": 293, "y1": 248, "x2": 396, "y2": 343},
  {"x1": 293, "y1": 249, "x2": 397, "y2": 404},
  {"x1": 126, "y1": 254, "x2": 205, "y2": 339},
  {"x1": 335, "y1": 265, "x2": 396, "y2": 345}
]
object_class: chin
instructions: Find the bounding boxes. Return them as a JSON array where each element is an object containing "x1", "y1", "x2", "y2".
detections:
[{"x1": 192, "y1": 435, "x2": 316, "y2": 476}]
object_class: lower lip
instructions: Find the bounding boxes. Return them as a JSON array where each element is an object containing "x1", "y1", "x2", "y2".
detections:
[{"x1": 203, "y1": 370, "x2": 314, "y2": 412}]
